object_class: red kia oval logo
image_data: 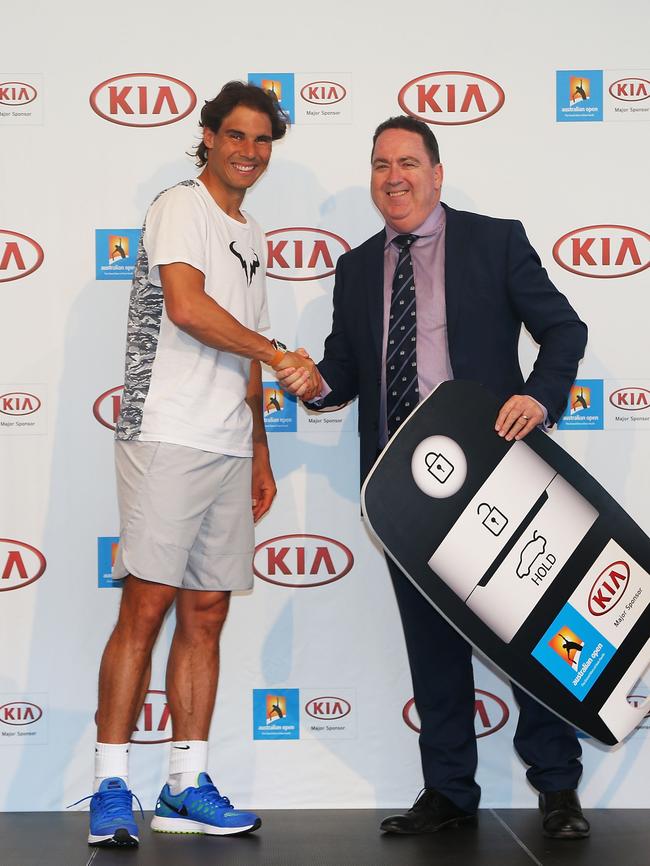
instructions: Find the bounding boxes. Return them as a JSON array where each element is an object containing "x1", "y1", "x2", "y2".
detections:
[
  {"x1": 553, "y1": 225, "x2": 650, "y2": 278},
  {"x1": 589, "y1": 561, "x2": 630, "y2": 616},
  {"x1": 627, "y1": 694, "x2": 650, "y2": 722},
  {"x1": 266, "y1": 228, "x2": 350, "y2": 281},
  {"x1": 0, "y1": 539, "x2": 47, "y2": 592},
  {"x1": 609, "y1": 387, "x2": 650, "y2": 412},
  {"x1": 0, "y1": 701, "x2": 43, "y2": 726},
  {"x1": 0, "y1": 82, "x2": 37, "y2": 106},
  {"x1": 93, "y1": 386, "x2": 123, "y2": 431},
  {"x1": 131, "y1": 690, "x2": 171, "y2": 744},
  {"x1": 398, "y1": 71, "x2": 505, "y2": 125},
  {"x1": 254, "y1": 534, "x2": 353, "y2": 587},
  {"x1": 0, "y1": 392, "x2": 41, "y2": 416},
  {"x1": 609, "y1": 78, "x2": 650, "y2": 102},
  {"x1": 305, "y1": 696, "x2": 351, "y2": 720},
  {"x1": 403, "y1": 689, "x2": 509, "y2": 738},
  {"x1": 300, "y1": 81, "x2": 347, "y2": 105},
  {"x1": 89, "y1": 73, "x2": 197, "y2": 128},
  {"x1": 0, "y1": 230, "x2": 44, "y2": 283}
]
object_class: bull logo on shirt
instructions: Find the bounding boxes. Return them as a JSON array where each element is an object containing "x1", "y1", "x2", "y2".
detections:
[{"x1": 229, "y1": 241, "x2": 260, "y2": 286}]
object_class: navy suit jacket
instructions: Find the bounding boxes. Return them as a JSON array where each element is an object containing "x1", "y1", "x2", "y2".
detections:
[{"x1": 316, "y1": 203, "x2": 588, "y2": 485}]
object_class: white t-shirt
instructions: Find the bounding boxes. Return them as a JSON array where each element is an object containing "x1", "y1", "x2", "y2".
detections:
[{"x1": 115, "y1": 179, "x2": 270, "y2": 456}]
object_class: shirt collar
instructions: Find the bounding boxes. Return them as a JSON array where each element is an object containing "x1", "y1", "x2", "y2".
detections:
[{"x1": 384, "y1": 202, "x2": 445, "y2": 249}]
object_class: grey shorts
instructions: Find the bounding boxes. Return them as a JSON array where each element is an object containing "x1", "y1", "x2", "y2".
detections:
[{"x1": 113, "y1": 440, "x2": 254, "y2": 591}]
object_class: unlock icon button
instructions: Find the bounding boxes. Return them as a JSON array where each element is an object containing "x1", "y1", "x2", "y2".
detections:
[{"x1": 477, "y1": 503, "x2": 508, "y2": 536}]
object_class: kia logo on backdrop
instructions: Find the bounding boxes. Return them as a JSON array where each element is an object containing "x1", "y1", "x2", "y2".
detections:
[
  {"x1": 0, "y1": 701, "x2": 43, "y2": 726},
  {"x1": 93, "y1": 386, "x2": 123, "y2": 430},
  {"x1": 300, "y1": 81, "x2": 347, "y2": 105},
  {"x1": 398, "y1": 71, "x2": 505, "y2": 125},
  {"x1": 254, "y1": 534, "x2": 353, "y2": 587},
  {"x1": 89, "y1": 73, "x2": 197, "y2": 127},
  {"x1": 0, "y1": 539, "x2": 47, "y2": 591},
  {"x1": 609, "y1": 78, "x2": 650, "y2": 102},
  {"x1": 0, "y1": 230, "x2": 44, "y2": 283},
  {"x1": 305, "y1": 697, "x2": 351, "y2": 720},
  {"x1": 403, "y1": 689, "x2": 509, "y2": 738},
  {"x1": 266, "y1": 228, "x2": 350, "y2": 281},
  {"x1": 0, "y1": 82, "x2": 37, "y2": 106},
  {"x1": 0, "y1": 392, "x2": 41, "y2": 417},
  {"x1": 553, "y1": 225, "x2": 650, "y2": 278},
  {"x1": 588, "y1": 561, "x2": 630, "y2": 616},
  {"x1": 609, "y1": 387, "x2": 650, "y2": 411},
  {"x1": 131, "y1": 690, "x2": 171, "y2": 744}
]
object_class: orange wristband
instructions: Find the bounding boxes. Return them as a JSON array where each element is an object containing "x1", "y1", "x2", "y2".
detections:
[{"x1": 270, "y1": 349, "x2": 286, "y2": 370}]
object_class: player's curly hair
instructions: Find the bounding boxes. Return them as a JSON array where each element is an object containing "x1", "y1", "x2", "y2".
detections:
[{"x1": 192, "y1": 81, "x2": 289, "y2": 166}]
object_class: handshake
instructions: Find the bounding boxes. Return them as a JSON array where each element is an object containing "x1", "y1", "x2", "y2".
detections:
[{"x1": 270, "y1": 345, "x2": 322, "y2": 403}]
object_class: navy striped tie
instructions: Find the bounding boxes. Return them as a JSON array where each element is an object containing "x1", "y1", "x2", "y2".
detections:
[{"x1": 386, "y1": 233, "x2": 419, "y2": 438}]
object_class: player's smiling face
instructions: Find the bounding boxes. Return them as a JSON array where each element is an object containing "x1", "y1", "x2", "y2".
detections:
[
  {"x1": 203, "y1": 104, "x2": 273, "y2": 197},
  {"x1": 371, "y1": 129, "x2": 443, "y2": 233}
]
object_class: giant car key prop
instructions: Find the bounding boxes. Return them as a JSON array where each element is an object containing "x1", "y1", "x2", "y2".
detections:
[{"x1": 362, "y1": 380, "x2": 650, "y2": 745}]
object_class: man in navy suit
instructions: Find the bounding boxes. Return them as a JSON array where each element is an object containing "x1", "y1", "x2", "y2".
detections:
[{"x1": 280, "y1": 116, "x2": 589, "y2": 839}]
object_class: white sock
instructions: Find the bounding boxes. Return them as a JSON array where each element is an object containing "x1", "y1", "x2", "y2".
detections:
[
  {"x1": 167, "y1": 740, "x2": 209, "y2": 794},
  {"x1": 94, "y1": 742, "x2": 130, "y2": 792}
]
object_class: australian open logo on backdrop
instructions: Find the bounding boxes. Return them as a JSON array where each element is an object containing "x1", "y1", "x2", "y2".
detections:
[
  {"x1": 553, "y1": 225, "x2": 650, "y2": 279},
  {"x1": 403, "y1": 689, "x2": 509, "y2": 738},
  {"x1": 98, "y1": 537, "x2": 121, "y2": 588},
  {"x1": 558, "y1": 380, "x2": 604, "y2": 430},
  {"x1": 93, "y1": 386, "x2": 123, "y2": 431},
  {"x1": 556, "y1": 70, "x2": 603, "y2": 121},
  {"x1": 263, "y1": 382, "x2": 296, "y2": 432},
  {"x1": 253, "y1": 689, "x2": 300, "y2": 740},
  {"x1": 248, "y1": 73, "x2": 295, "y2": 121},
  {"x1": 254, "y1": 534, "x2": 354, "y2": 588},
  {"x1": 95, "y1": 229, "x2": 140, "y2": 280},
  {"x1": 248, "y1": 72, "x2": 352, "y2": 124},
  {"x1": 89, "y1": 73, "x2": 196, "y2": 127},
  {"x1": 0, "y1": 539, "x2": 46, "y2": 592},
  {"x1": 266, "y1": 228, "x2": 350, "y2": 281},
  {"x1": 398, "y1": 71, "x2": 505, "y2": 125},
  {"x1": 0, "y1": 230, "x2": 44, "y2": 283}
]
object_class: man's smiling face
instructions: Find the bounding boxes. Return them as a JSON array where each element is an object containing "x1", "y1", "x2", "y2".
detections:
[
  {"x1": 370, "y1": 128, "x2": 443, "y2": 233},
  {"x1": 203, "y1": 104, "x2": 273, "y2": 196}
]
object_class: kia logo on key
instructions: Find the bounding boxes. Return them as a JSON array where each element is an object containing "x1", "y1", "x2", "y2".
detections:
[
  {"x1": 398, "y1": 71, "x2": 505, "y2": 125},
  {"x1": 589, "y1": 561, "x2": 630, "y2": 616},
  {"x1": 130, "y1": 690, "x2": 172, "y2": 744},
  {"x1": 0, "y1": 539, "x2": 47, "y2": 592},
  {"x1": 93, "y1": 386, "x2": 123, "y2": 431},
  {"x1": 0, "y1": 230, "x2": 44, "y2": 283},
  {"x1": 552, "y1": 225, "x2": 650, "y2": 278},
  {"x1": 305, "y1": 697, "x2": 351, "y2": 720},
  {"x1": 254, "y1": 534, "x2": 353, "y2": 587},
  {"x1": 403, "y1": 689, "x2": 509, "y2": 738},
  {"x1": 265, "y1": 228, "x2": 350, "y2": 281},
  {"x1": 300, "y1": 81, "x2": 347, "y2": 105},
  {"x1": 609, "y1": 387, "x2": 650, "y2": 411},
  {"x1": 609, "y1": 78, "x2": 650, "y2": 102},
  {"x1": 0, "y1": 392, "x2": 41, "y2": 416},
  {"x1": 89, "y1": 73, "x2": 197, "y2": 127},
  {"x1": 0, "y1": 701, "x2": 43, "y2": 725},
  {"x1": 0, "y1": 82, "x2": 37, "y2": 106}
]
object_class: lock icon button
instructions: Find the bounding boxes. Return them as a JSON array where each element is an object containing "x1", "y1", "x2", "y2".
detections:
[
  {"x1": 477, "y1": 502, "x2": 508, "y2": 536},
  {"x1": 425, "y1": 452, "x2": 454, "y2": 484}
]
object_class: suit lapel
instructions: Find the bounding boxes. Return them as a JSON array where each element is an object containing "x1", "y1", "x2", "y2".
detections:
[
  {"x1": 365, "y1": 230, "x2": 386, "y2": 362},
  {"x1": 443, "y1": 204, "x2": 467, "y2": 357}
]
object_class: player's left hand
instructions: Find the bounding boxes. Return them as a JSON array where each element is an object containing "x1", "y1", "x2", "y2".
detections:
[
  {"x1": 495, "y1": 395, "x2": 544, "y2": 442},
  {"x1": 251, "y1": 448, "x2": 277, "y2": 521}
]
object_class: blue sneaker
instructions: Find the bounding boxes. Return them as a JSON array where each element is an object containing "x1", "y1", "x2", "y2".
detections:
[
  {"x1": 85, "y1": 778, "x2": 140, "y2": 847},
  {"x1": 151, "y1": 773, "x2": 261, "y2": 836}
]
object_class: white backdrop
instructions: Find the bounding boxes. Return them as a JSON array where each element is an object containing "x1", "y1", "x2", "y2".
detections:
[{"x1": 1, "y1": 0, "x2": 649, "y2": 811}]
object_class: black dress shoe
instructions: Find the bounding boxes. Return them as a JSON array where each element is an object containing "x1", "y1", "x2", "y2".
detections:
[
  {"x1": 380, "y1": 788, "x2": 477, "y2": 834},
  {"x1": 539, "y1": 789, "x2": 590, "y2": 839}
]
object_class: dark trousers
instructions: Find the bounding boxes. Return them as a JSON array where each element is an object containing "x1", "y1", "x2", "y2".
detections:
[{"x1": 388, "y1": 558, "x2": 583, "y2": 813}]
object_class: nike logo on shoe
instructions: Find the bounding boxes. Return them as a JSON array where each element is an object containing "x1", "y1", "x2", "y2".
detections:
[{"x1": 160, "y1": 795, "x2": 188, "y2": 817}]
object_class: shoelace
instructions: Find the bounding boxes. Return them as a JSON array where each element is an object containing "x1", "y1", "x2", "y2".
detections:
[
  {"x1": 67, "y1": 788, "x2": 145, "y2": 820},
  {"x1": 193, "y1": 784, "x2": 233, "y2": 812}
]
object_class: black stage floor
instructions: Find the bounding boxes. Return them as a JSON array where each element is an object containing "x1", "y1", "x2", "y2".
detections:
[{"x1": 1, "y1": 808, "x2": 647, "y2": 866}]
